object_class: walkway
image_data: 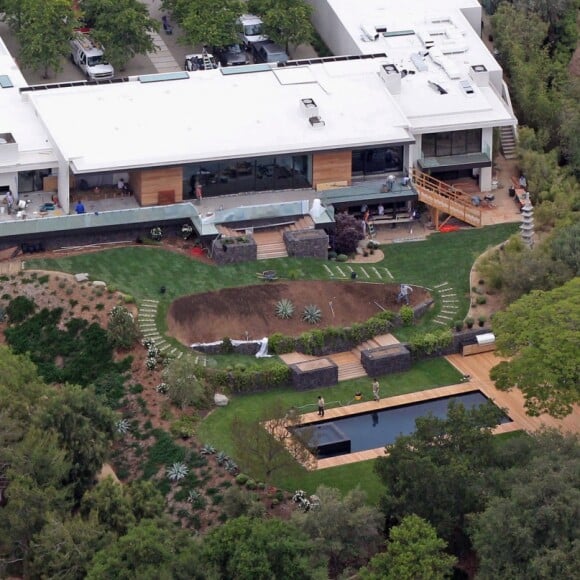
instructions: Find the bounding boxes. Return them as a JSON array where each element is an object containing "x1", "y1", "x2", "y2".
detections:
[
  {"x1": 147, "y1": 31, "x2": 181, "y2": 73},
  {"x1": 138, "y1": 299, "x2": 183, "y2": 358}
]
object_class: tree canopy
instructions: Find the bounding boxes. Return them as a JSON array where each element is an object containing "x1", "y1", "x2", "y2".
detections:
[
  {"x1": 81, "y1": 0, "x2": 159, "y2": 71},
  {"x1": 470, "y1": 430, "x2": 580, "y2": 579},
  {"x1": 491, "y1": 277, "x2": 580, "y2": 417},
  {"x1": 361, "y1": 514, "x2": 456, "y2": 580}
]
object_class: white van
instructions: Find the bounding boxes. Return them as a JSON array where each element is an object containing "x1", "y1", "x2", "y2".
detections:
[
  {"x1": 237, "y1": 14, "x2": 268, "y2": 49},
  {"x1": 70, "y1": 34, "x2": 114, "y2": 80}
]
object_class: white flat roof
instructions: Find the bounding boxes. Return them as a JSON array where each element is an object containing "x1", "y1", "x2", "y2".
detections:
[
  {"x1": 0, "y1": 36, "x2": 57, "y2": 169},
  {"x1": 28, "y1": 59, "x2": 413, "y2": 173},
  {"x1": 322, "y1": 0, "x2": 515, "y2": 132}
]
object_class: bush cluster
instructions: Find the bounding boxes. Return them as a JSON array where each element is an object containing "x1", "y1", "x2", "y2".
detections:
[
  {"x1": 407, "y1": 328, "x2": 453, "y2": 357},
  {"x1": 269, "y1": 310, "x2": 395, "y2": 356}
]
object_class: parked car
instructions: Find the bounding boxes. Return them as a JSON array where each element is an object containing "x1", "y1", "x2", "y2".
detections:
[
  {"x1": 214, "y1": 44, "x2": 248, "y2": 67},
  {"x1": 252, "y1": 41, "x2": 289, "y2": 65},
  {"x1": 184, "y1": 52, "x2": 218, "y2": 72},
  {"x1": 237, "y1": 14, "x2": 268, "y2": 49},
  {"x1": 70, "y1": 34, "x2": 114, "y2": 80}
]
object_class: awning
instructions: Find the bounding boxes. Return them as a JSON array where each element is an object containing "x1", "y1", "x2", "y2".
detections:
[{"x1": 418, "y1": 152, "x2": 492, "y2": 172}]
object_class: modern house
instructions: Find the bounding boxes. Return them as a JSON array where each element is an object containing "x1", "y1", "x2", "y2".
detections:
[{"x1": 0, "y1": 0, "x2": 516, "y2": 250}]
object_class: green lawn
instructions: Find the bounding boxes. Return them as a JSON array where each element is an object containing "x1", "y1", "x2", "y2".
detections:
[{"x1": 197, "y1": 358, "x2": 463, "y2": 502}]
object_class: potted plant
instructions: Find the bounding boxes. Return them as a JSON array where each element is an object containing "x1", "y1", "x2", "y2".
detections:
[
  {"x1": 478, "y1": 316, "x2": 486, "y2": 327},
  {"x1": 454, "y1": 320, "x2": 463, "y2": 332},
  {"x1": 465, "y1": 317, "x2": 474, "y2": 329}
]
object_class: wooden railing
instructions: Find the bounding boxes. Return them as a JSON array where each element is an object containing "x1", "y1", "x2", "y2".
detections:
[{"x1": 411, "y1": 168, "x2": 482, "y2": 227}]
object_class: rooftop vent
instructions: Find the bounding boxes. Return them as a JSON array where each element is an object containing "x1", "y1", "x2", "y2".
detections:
[
  {"x1": 309, "y1": 116, "x2": 325, "y2": 129},
  {"x1": 429, "y1": 47, "x2": 460, "y2": 79},
  {"x1": 361, "y1": 24, "x2": 380, "y2": 42},
  {"x1": 0, "y1": 132, "x2": 18, "y2": 163},
  {"x1": 300, "y1": 97, "x2": 318, "y2": 118},
  {"x1": 469, "y1": 64, "x2": 489, "y2": 87},
  {"x1": 379, "y1": 63, "x2": 401, "y2": 94},
  {"x1": 460, "y1": 79, "x2": 475, "y2": 95}
]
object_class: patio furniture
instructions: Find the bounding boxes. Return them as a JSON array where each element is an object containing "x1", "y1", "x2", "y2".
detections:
[{"x1": 256, "y1": 270, "x2": 278, "y2": 281}]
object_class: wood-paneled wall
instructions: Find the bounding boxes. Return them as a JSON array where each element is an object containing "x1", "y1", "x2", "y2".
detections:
[
  {"x1": 312, "y1": 150, "x2": 352, "y2": 189},
  {"x1": 129, "y1": 166, "x2": 183, "y2": 206}
]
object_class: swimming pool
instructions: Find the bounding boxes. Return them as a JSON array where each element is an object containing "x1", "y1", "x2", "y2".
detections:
[{"x1": 293, "y1": 391, "x2": 511, "y2": 458}]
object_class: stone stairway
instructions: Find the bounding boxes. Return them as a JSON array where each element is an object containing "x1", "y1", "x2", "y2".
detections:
[
  {"x1": 500, "y1": 126, "x2": 518, "y2": 160},
  {"x1": 354, "y1": 338, "x2": 382, "y2": 355},
  {"x1": 138, "y1": 299, "x2": 183, "y2": 358},
  {"x1": 432, "y1": 281, "x2": 460, "y2": 326},
  {"x1": 286, "y1": 215, "x2": 314, "y2": 231},
  {"x1": 254, "y1": 230, "x2": 288, "y2": 260}
]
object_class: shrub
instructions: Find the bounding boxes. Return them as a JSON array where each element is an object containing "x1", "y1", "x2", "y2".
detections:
[
  {"x1": 235, "y1": 473, "x2": 249, "y2": 485},
  {"x1": 334, "y1": 212, "x2": 365, "y2": 255},
  {"x1": 336, "y1": 254, "x2": 348, "y2": 262},
  {"x1": 221, "y1": 336, "x2": 234, "y2": 354},
  {"x1": 38, "y1": 275, "x2": 50, "y2": 284},
  {"x1": 6, "y1": 296, "x2": 36, "y2": 323},
  {"x1": 478, "y1": 316, "x2": 487, "y2": 327},
  {"x1": 476, "y1": 295, "x2": 487, "y2": 305},
  {"x1": 408, "y1": 329, "x2": 453, "y2": 357},
  {"x1": 245, "y1": 479, "x2": 257, "y2": 490},
  {"x1": 170, "y1": 415, "x2": 198, "y2": 439},
  {"x1": 327, "y1": 250, "x2": 337, "y2": 260},
  {"x1": 465, "y1": 317, "x2": 475, "y2": 328},
  {"x1": 123, "y1": 294, "x2": 135, "y2": 304},
  {"x1": 108, "y1": 305, "x2": 140, "y2": 349},
  {"x1": 268, "y1": 333, "x2": 296, "y2": 354},
  {"x1": 399, "y1": 305, "x2": 415, "y2": 326},
  {"x1": 454, "y1": 320, "x2": 464, "y2": 331}
]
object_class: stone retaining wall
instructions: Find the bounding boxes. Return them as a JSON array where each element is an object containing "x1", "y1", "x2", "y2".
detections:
[
  {"x1": 291, "y1": 358, "x2": 338, "y2": 390},
  {"x1": 361, "y1": 343, "x2": 412, "y2": 376},
  {"x1": 211, "y1": 236, "x2": 257, "y2": 265},
  {"x1": 284, "y1": 229, "x2": 329, "y2": 259}
]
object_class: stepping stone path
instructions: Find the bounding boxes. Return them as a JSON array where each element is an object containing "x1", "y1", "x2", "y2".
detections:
[
  {"x1": 137, "y1": 299, "x2": 183, "y2": 359},
  {"x1": 432, "y1": 282, "x2": 459, "y2": 325},
  {"x1": 323, "y1": 263, "x2": 394, "y2": 280}
]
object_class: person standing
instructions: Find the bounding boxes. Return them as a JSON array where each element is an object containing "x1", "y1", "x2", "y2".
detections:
[
  {"x1": 317, "y1": 395, "x2": 325, "y2": 417},
  {"x1": 372, "y1": 378, "x2": 380, "y2": 401},
  {"x1": 5, "y1": 189, "x2": 14, "y2": 214}
]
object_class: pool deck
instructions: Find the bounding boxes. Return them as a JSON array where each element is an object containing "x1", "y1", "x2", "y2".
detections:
[{"x1": 290, "y1": 352, "x2": 579, "y2": 470}]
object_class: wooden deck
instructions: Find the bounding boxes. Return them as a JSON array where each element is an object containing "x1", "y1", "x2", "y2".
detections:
[{"x1": 446, "y1": 353, "x2": 580, "y2": 434}]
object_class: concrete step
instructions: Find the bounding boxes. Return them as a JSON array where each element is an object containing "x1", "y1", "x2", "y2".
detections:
[{"x1": 338, "y1": 364, "x2": 367, "y2": 381}]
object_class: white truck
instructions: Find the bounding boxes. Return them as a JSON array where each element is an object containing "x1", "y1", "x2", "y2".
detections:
[
  {"x1": 237, "y1": 14, "x2": 268, "y2": 50},
  {"x1": 70, "y1": 34, "x2": 114, "y2": 80}
]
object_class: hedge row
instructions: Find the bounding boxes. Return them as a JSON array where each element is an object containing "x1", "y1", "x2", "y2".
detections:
[
  {"x1": 194, "y1": 361, "x2": 292, "y2": 394},
  {"x1": 269, "y1": 310, "x2": 396, "y2": 356}
]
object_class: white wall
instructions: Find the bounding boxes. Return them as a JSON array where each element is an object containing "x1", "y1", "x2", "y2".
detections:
[
  {"x1": 0, "y1": 172, "x2": 18, "y2": 199},
  {"x1": 306, "y1": 0, "x2": 361, "y2": 56},
  {"x1": 480, "y1": 127, "x2": 493, "y2": 192}
]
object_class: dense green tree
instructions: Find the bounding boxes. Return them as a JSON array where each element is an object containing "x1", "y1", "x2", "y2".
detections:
[
  {"x1": 202, "y1": 516, "x2": 314, "y2": 580},
  {"x1": 550, "y1": 221, "x2": 580, "y2": 276},
  {"x1": 168, "y1": 0, "x2": 244, "y2": 48},
  {"x1": 360, "y1": 514, "x2": 456, "y2": 580},
  {"x1": 37, "y1": 385, "x2": 117, "y2": 498},
  {"x1": 87, "y1": 519, "x2": 203, "y2": 580},
  {"x1": 248, "y1": 0, "x2": 313, "y2": 52},
  {"x1": 374, "y1": 402, "x2": 505, "y2": 550},
  {"x1": 470, "y1": 431, "x2": 580, "y2": 579},
  {"x1": 292, "y1": 485, "x2": 383, "y2": 578},
  {"x1": 5, "y1": 0, "x2": 78, "y2": 78},
  {"x1": 106, "y1": 305, "x2": 141, "y2": 350},
  {"x1": 81, "y1": 477, "x2": 165, "y2": 534},
  {"x1": 29, "y1": 512, "x2": 112, "y2": 580},
  {"x1": 82, "y1": 0, "x2": 159, "y2": 71},
  {"x1": 491, "y1": 278, "x2": 580, "y2": 418}
]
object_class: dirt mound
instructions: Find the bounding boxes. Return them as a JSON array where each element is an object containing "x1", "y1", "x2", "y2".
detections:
[{"x1": 167, "y1": 281, "x2": 431, "y2": 344}]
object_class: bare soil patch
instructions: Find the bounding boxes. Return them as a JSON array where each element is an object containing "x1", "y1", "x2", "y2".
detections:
[{"x1": 167, "y1": 281, "x2": 431, "y2": 344}]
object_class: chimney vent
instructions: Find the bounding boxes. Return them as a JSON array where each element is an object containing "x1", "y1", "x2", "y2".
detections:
[
  {"x1": 300, "y1": 97, "x2": 319, "y2": 118},
  {"x1": 469, "y1": 64, "x2": 489, "y2": 87}
]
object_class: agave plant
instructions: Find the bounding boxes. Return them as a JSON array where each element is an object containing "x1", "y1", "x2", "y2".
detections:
[
  {"x1": 225, "y1": 459, "x2": 239, "y2": 474},
  {"x1": 216, "y1": 451, "x2": 228, "y2": 466},
  {"x1": 155, "y1": 382, "x2": 169, "y2": 394},
  {"x1": 116, "y1": 419, "x2": 130, "y2": 435},
  {"x1": 275, "y1": 298, "x2": 295, "y2": 320},
  {"x1": 302, "y1": 304, "x2": 322, "y2": 324},
  {"x1": 200, "y1": 444, "x2": 216, "y2": 455},
  {"x1": 187, "y1": 489, "x2": 202, "y2": 503},
  {"x1": 167, "y1": 462, "x2": 188, "y2": 481}
]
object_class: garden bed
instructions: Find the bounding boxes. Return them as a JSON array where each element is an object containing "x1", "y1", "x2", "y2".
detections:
[{"x1": 167, "y1": 281, "x2": 431, "y2": 344}]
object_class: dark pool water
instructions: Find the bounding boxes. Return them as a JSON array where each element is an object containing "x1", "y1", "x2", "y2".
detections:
[{"x1": 293, "y1": 391, "x2": 511, "y2": 458}]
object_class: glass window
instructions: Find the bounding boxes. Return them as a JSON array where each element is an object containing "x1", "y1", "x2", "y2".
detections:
[
  {"x1": 466, "y1": 129, "x2": 481, "y2": 153},
  {"x1": 422, "y1": 134, "x2": 436, "y2": 157},
  {"x1": 436, "y1": 132, "x2": 452, "y2": 156},
  {"x1": 352, "y1": 150, "x2": 364, "y2": 175},
  {"x1": 451, "y1": 131, "x2": 466, "y2": 155},
  {"x1": 351, "y1": 146, "x2": 403, "y2": 176}
]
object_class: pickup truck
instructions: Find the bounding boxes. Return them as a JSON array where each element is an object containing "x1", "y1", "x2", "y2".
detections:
[{"x1": 70, "y1": 34, "x2": 114, "y2": 80}]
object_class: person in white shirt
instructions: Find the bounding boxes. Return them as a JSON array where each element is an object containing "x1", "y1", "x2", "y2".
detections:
[{"x1": 378, "y1": 203, "x2": 385, "y2": 216}]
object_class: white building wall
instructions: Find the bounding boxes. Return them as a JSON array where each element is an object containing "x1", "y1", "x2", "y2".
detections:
[
  {"x1": 480, "y1": 127, "x2": 493, "y2": 192},
  {"x1": 306, "y1": 0, "x2": 362, "y2": 56},
  {"x1": 0, "y1": 172, "x2": 18, "y2": 198}
]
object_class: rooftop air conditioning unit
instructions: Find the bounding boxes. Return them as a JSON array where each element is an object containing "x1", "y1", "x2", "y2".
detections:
[
  {"x1": 379, "y1": 63, "x2": 401, "y2": 94},
  {"x1": 469, "y1": 64, "x2": 489, "y2": 87},
  {"x1": 300, "y1": 98, "x2": 318, "y2": 118}
]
